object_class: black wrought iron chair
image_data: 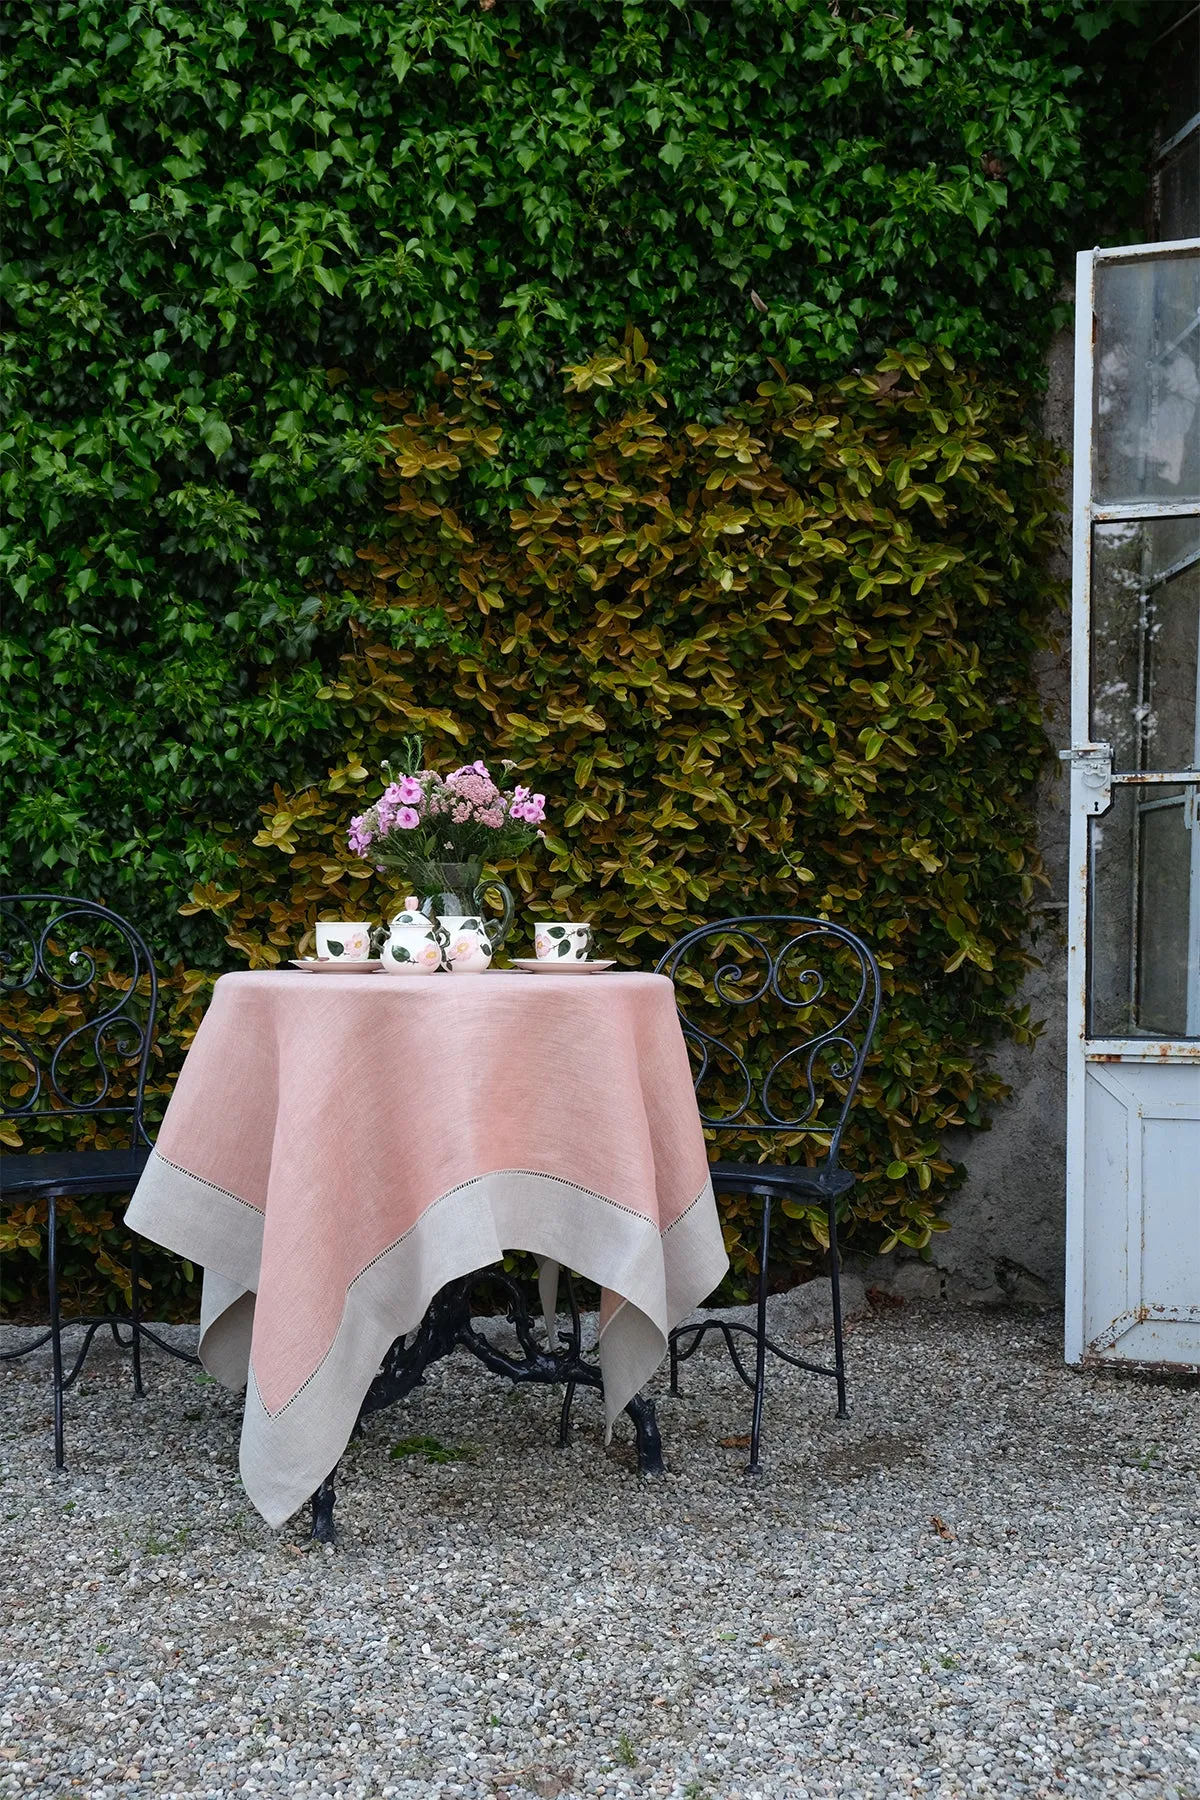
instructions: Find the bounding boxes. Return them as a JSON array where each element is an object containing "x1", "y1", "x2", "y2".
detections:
[
  {"x1": 657, "y1": 915, "x2": 881, "y2": 1473},
  {"x1": 0, "y1": 893, "x2": 197, "y2": 1465}
]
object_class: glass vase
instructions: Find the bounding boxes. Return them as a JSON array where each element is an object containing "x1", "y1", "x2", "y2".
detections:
[{"x1": 406, "y1": 858, "x2": 515, "y2": 953}]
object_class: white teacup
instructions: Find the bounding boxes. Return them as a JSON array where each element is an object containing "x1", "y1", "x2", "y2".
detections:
[
  {"x1": 315, "y1": 921, "x2": 372, "y2": 962},
  {"x1": 534, "y1": 921, "x2": 593, "y2": 963}
]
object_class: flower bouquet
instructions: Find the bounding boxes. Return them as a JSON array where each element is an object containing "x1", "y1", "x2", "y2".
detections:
[
  {"x1": 347, "y1": 743, "x2": 547, "y2": 955},
  {"x1": 348, "y1": 755, "x2": 545, "y2": 880}
]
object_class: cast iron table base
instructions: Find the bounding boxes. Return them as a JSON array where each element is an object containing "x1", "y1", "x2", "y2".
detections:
[{"x1": 309, "y1": 1266, "x2": 663, "y2": 1543}]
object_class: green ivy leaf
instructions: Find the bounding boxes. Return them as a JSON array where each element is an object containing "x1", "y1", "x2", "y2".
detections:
[{"x1": 201, "y1": 418, "x2": 233, "y2": 461}]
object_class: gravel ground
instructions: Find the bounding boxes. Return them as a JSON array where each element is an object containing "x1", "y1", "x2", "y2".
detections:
[{"x1": 1, "y1": 1300, "x2": 1197, "y2": 1800}]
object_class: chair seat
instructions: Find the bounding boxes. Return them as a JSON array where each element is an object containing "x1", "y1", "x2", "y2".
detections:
[
  {"x1": 0, "y1": 1147, "x2": 150, "y2": 1198},
  {"x1": 710, "y1": 1159, "x2": 856, "y2": 1200}
]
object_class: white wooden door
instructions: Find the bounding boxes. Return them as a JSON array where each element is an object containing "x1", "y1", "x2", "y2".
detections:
[{"x1": 1065, "y1": 239, "x2": 1200, "y2": 1371}]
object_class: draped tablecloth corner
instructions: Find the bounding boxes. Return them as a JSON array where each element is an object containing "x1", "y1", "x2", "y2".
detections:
[{"x1": 126, "y1": 970, "x2": 728, "y2": 1528}]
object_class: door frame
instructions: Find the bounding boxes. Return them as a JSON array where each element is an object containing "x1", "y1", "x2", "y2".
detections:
[{"x1": 1064, "y1": 238, "x2": 1200, "y2": 1367}]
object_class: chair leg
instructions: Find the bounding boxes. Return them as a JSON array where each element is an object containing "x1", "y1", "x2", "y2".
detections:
[
  {"x1": 559, "y1": 1381, "x2": 575, "y2": 1449},
  {"x1": 828, "y1": 1195, "x2": 848, "y2": 1420},
  {"x1": 47, "y1": 1193, "x2": 65, "y2": 1470},
  {"x1": 668, "y1": 1334, "x2": 680, "y2": 1396},
  {"x1": 129, "y1": 1237, "x2": 145, "y2": 1398},
  {"x1": 747, "y1": 1194, "x2": 771, "y2": 1476}
]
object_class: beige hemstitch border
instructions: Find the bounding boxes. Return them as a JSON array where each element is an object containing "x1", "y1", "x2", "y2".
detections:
[{"x1": 125, "y1": 1149, "x2": 726, "y2": 1528}]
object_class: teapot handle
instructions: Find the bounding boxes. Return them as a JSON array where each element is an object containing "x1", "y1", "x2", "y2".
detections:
[{"x1": 475, "y1": 877, "x2": 514, "y2": 951}]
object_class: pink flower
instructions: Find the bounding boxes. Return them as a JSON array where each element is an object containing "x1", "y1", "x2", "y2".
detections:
[
  {"x1": 348, "y1": 816, "x2": 374, "y2": 857},
  {"x1": 439, "y1": 768, "x2": 503, "y2": 821},
  {"x1": 511, "y1": 792, "x2": 546, "y2": 824},
  {"x1": 447, "y1": 762, "x2": 496, "y2": 793},
  {"x1": 396, "y1": 775, "x2": 423, "y2": 804},
  {"x1": 396, "y1": 806, "x2": 420, "y2": 830}
]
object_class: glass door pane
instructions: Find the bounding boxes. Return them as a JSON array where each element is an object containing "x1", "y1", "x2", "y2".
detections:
[
  {"x1": 1094, "y1": 252, "x2": 1200, "y2": 504},
  {"x1": 1090, "y1": 517, "x2": 1200, "y2": 770},
  {"x1": 1089, "y1": 783, "x2": 1200, "y2": 1038},
  {"x1": 1160, "y1": 147, "x2": 1200, "y2": 247}
]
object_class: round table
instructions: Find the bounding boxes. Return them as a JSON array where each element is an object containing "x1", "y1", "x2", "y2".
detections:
[{"x1": 126, "y1": 969, "x2": 727, "y2": 1532}]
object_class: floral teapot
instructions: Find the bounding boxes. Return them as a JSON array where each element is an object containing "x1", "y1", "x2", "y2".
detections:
[{"x1": 377, "y1": 900, "x2": 445, "y2": 976}]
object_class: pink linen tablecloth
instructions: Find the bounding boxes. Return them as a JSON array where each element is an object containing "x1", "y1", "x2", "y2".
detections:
[{"x1": 125, "y1": 969, "x2": 726, "y2": 1526}]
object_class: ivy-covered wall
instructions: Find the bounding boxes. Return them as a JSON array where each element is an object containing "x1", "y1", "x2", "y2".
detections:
[
  {"x1": 194, "y1": 341, "x2": 1067, "y2": 1287},
  {"x1": 0, "y1": 0, "x2": 1172, "y2": 1310}
]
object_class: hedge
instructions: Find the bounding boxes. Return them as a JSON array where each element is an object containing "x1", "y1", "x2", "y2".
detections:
[
  {"x1": 5, "y1": 340, "x2": 1062, "y2": 1305},
  {"x1": 1, "y1": 0, "x2": 1161, "y2": 932},
  {"x1": 0, "y1": 0, "x2": 1172, "y2": 1309}
]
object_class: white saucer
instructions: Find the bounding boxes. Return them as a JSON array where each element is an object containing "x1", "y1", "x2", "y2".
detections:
[
  {"x1": 510, "y1": 958, "x2": 617, "y2": 974},
  {"x1": 289, "y1": 959, "x2": 382, "y2": 973}
]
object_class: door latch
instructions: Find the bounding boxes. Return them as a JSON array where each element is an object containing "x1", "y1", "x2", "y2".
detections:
[{"x1": 1059, "y1": 743, "x2": 1113, "y2": 816}]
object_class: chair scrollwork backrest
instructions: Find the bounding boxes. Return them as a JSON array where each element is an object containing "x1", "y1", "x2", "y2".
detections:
[
  {"x1": 656, "y1": 915, "x2": 882, "y2": 1165},
  {"x1": 1, "y1": 893, "x2": 160, "y2": 1147}
]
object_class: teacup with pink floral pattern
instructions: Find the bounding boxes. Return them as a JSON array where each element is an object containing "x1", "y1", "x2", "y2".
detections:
[
  {"x1": 534, "y1": 922, "x2": 593, "y2": 963},
  {"x1": 315, "y1": 921, "x2": 372, "y2": 962}
]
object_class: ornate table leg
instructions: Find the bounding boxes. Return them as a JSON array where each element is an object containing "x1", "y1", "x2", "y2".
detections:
[
  {"x1": 624, "y1": 1393, "x2": 664, "y2": 1477},
  {"x1": 311, "y1": 1465, "x2": 338, "y2": 1544},
  {"x1": 308, "y1": 1269, "x2": 667, "y2": 1542},
  {"x1": 562, "y1": 1384, "x2": 664, "y2": 1476}
]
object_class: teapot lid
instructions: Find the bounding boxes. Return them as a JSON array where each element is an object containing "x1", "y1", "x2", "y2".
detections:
[{"x1": 390, "y1": 900, "x2": 433, "y2": 927}]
